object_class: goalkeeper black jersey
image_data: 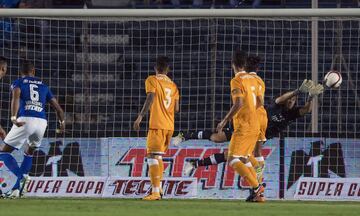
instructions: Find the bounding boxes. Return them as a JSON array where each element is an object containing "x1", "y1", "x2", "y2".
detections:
[{"x1": 265, "y1": 102, "x2": 301, "y2": 139}]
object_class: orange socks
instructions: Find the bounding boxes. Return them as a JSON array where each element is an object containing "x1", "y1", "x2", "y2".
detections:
[
  {"x1": 247, "y1": 164, "x2": 258, "y2": 180},
  {"x1": 157, "y1": 157, "x2": 164, "y2": 182},
  {"x1": 230, "y1": 159, "x2": 259, "y2": 188},
  {"x1": 148, "y1": 158, "x2": 161, "y2": 193},
  {"x1": 157, "y1": 157, "x2": 164, "y2": 193}
]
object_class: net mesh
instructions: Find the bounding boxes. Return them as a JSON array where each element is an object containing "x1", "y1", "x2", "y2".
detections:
[{"x1": 0, "y1": 15, "x2": 359, "y2": 199}]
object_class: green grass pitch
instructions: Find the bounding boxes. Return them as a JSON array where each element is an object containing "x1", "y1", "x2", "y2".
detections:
[{"x1": 0, "y1": 198, "x2": 359, "y2": 216}]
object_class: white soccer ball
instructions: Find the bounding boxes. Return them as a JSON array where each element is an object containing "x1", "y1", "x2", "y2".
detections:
[{"x1": 324, "y1": 70, "x2": 342, "y2": 88}]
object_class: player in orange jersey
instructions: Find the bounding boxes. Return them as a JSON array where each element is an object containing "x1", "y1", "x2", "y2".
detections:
[
  {"x1": 133, "y1": 56, "x2": 180, "y2": 201},
  {"x1": 246, "y1": 55, "x2": 267, "y2": 184},
  {"x1": 216, "y1": 50, "x2": 265, "y2": 202},
  {"x1": 245, "y1": 55, "x2": 268, "y2": 202}
]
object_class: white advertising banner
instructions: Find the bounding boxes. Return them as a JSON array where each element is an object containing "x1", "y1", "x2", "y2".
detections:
[
  {"x1": 284, "y1": 138, "x2": 360, "y2": 199},
  {"x1": 107, "y1": 138, "x2": 279, "y2": 199},
  {"x1": 2, "y1": 137, "x2": 358, "y2": 200},
  {"x1": 294, "y1": 177, "x2": 360, "y2": 201},
  {"x1": 1, "y1": 138, "x2": 280, "y2": 199},
  {"x1": 103, "y1": 177, "x2": 197, "y2": 198},
  {"x1": 26, "y1": 177, "x2": 107, "y2": 198},
  {"x1": 26, "y1": 177, "x2": 197, "y2": 199}
]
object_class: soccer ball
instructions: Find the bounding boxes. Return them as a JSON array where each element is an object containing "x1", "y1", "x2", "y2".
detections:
[{"x1": 323, "y1": 70, "x2": 342, "y2": 88}]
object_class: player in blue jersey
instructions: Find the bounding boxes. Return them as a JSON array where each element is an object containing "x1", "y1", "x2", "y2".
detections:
[
  {"x1": 0, "y1": 56, "x2": 8, "y2": 140},
  {"x1": 0, "y1": 60, "x2": 65, "y2": 198}
]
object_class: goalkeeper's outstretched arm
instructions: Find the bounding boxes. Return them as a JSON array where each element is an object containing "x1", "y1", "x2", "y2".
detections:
[
  {"x1": 175, "y1": 99, "x2": 179, "y2": 113},
  {"x1": 298, "y1": 83, "x2": 324, "y2": 116},
  {"x1": 275, "y1": 90, "x2": 299, "y2": 105},
  {"x1": 275, "y1": 79, "x2": 314, "y2": 105},
  {"x1": 298, "y1": 97, "x2": 313, "y2": 116}
]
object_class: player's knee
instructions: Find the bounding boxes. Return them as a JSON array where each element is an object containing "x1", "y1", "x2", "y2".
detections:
[
  {"x1": 147, "y1": 158, "x2": 159, "y2": 166},
  {"x1": 24, "y1": 146, "x2": 36, "y2": 156},
  {"x1": 209, "y1": 134, "x2": 217, "y2": 142},
  {"x1": 240, "y1": 157, "x2": 248, "y2": 164},
  {"x1": 223, "y1": 150, "x2": 228, "y2": 160},
  {"x1": 147, "y1": 153, "x2": 155, "y2": 158},
  {"x1": 153, "y1": 155, "x2": 162, "y2": 160},
  {"x1": 254, "y1": 150, "x2": 261, "y2": 157},
  {"x1": 147, "y1": 153, "x2": 162, "y2": 160},
  {"x1": 0, "y1": 143, "x2": 15, "y2": 153},
  {"x1": 254, "y1": 141, "x2": 263, "y2": 157},
  {"x1": 228, "y1": 157, "x2": 248, "y2": 167},
  {"x1": 228, "y1": 157, "x2": 240, "y2": 167}
]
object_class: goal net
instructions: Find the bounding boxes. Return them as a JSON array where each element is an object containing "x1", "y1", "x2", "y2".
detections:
[{"x1": 0, "y1": 9, "x2": 359, "y2": 199}]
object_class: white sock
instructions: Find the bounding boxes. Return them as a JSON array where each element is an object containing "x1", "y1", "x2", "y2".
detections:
[
  {"x1": 152, "y1": 187, "x2": 160, "y2": 193},
  {"x1": 255, "y1": 156, "x2": 264, "y2": 162}
]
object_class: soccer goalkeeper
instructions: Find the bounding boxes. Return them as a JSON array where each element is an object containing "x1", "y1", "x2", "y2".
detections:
[{"x1": 175, "y1": 79, "x2": 324, "y2": 176}]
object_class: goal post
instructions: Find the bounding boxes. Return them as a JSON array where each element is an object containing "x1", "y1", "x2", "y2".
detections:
[
  {"x1": 0, "y1": 9, "x2": 359, "y2": 200},
  {"x1": 1, "y1": 8, "x2": 360, "y2": 17}
]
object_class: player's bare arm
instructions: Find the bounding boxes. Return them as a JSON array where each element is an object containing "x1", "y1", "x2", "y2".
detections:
[
  {"x1": 298, "y1": 83, "x2": 324, "y2": 116},
  {"x1": 10, "y1": 88, "x2": 26, "y2": 127},
  {"x1": 0, "y1": 125, "x2": 6, "y2": 140},
  {"x1": 0, "y1": 56, "x2": 7, "y2": 138},
  {"x1": 216, "y1": 95, "x2": 242, "y2": 132},
  {"x1": 275, "y1": 91, "x2": 297, "y2": 105},
  {"x1": 275, "y1": 79, "x2": 314, "y2": 105},
  {"x1": 257, "y1": 94, "x2": 264, "y2": 109},
  {"x1": 299, "y1": 99, "x2": 313, "y2": 116},
  {"x1": 49, "y1": 98, "x2": 65, "y2": 133},
  {"x1": 133, "y1": 92, "x2": 155, "y2": 131}
]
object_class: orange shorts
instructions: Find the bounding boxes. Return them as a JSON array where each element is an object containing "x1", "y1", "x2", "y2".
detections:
[
  {"x1": 258, "y1": 111, "x2": 268, "y2": 142},
  {"x1": 228, "y1": 131, "x2": 259, "y2": 158},
  {"x1": 146, "y1": 129, "x2": 174, "y2": 154}
]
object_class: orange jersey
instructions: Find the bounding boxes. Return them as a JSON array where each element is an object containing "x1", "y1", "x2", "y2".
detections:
[
  {"x1": 231, "y1": 72, "x2": 260, "y2": 133},
  {"x1": 249, "y1": 72, "x2": 268, "y2": 141},
  {"x1": 249, "y1": 72, "x2": 267, "y2": 116},
  {"x1": 145, "y1": 74, "x2": 179, "y2": 131}
]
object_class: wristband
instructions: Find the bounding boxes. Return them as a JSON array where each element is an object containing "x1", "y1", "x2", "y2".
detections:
[
  {"x1": 59, "y1": 120, "x2": 65, "y2": 125},
  {"x1": 11, "y1": 116, "x2": 17, "y2": 121}
]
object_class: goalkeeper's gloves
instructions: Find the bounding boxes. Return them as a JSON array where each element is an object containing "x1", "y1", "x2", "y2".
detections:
[
  {"x1": 296, "y1": 79, "x2": 314, "y2": 94},
  {"x1": 309, "y1": 83, "x2": 324, "y2": 97}
]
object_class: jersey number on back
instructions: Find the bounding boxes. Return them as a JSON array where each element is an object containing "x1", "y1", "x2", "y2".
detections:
[
  {"x1": 164, "y1": 88, "x2": 172, "y2": 109},
  {"x1": 30, "y1": 84, "x2": 39, "y2": 102}
]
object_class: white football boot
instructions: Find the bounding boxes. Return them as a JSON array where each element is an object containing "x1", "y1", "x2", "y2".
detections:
[
  {"x1": 183, "y1": 161, "x2": 195, "y2": 176},
  {"x1": 19, "y1": 175, "x2": 31, "y2": 197},
  {"x1": 172, "y1": 132, "x2": 185, "y2": 147},
  {"x1": 2, "y1": 189, "x2": 20, "y2": 199}
]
